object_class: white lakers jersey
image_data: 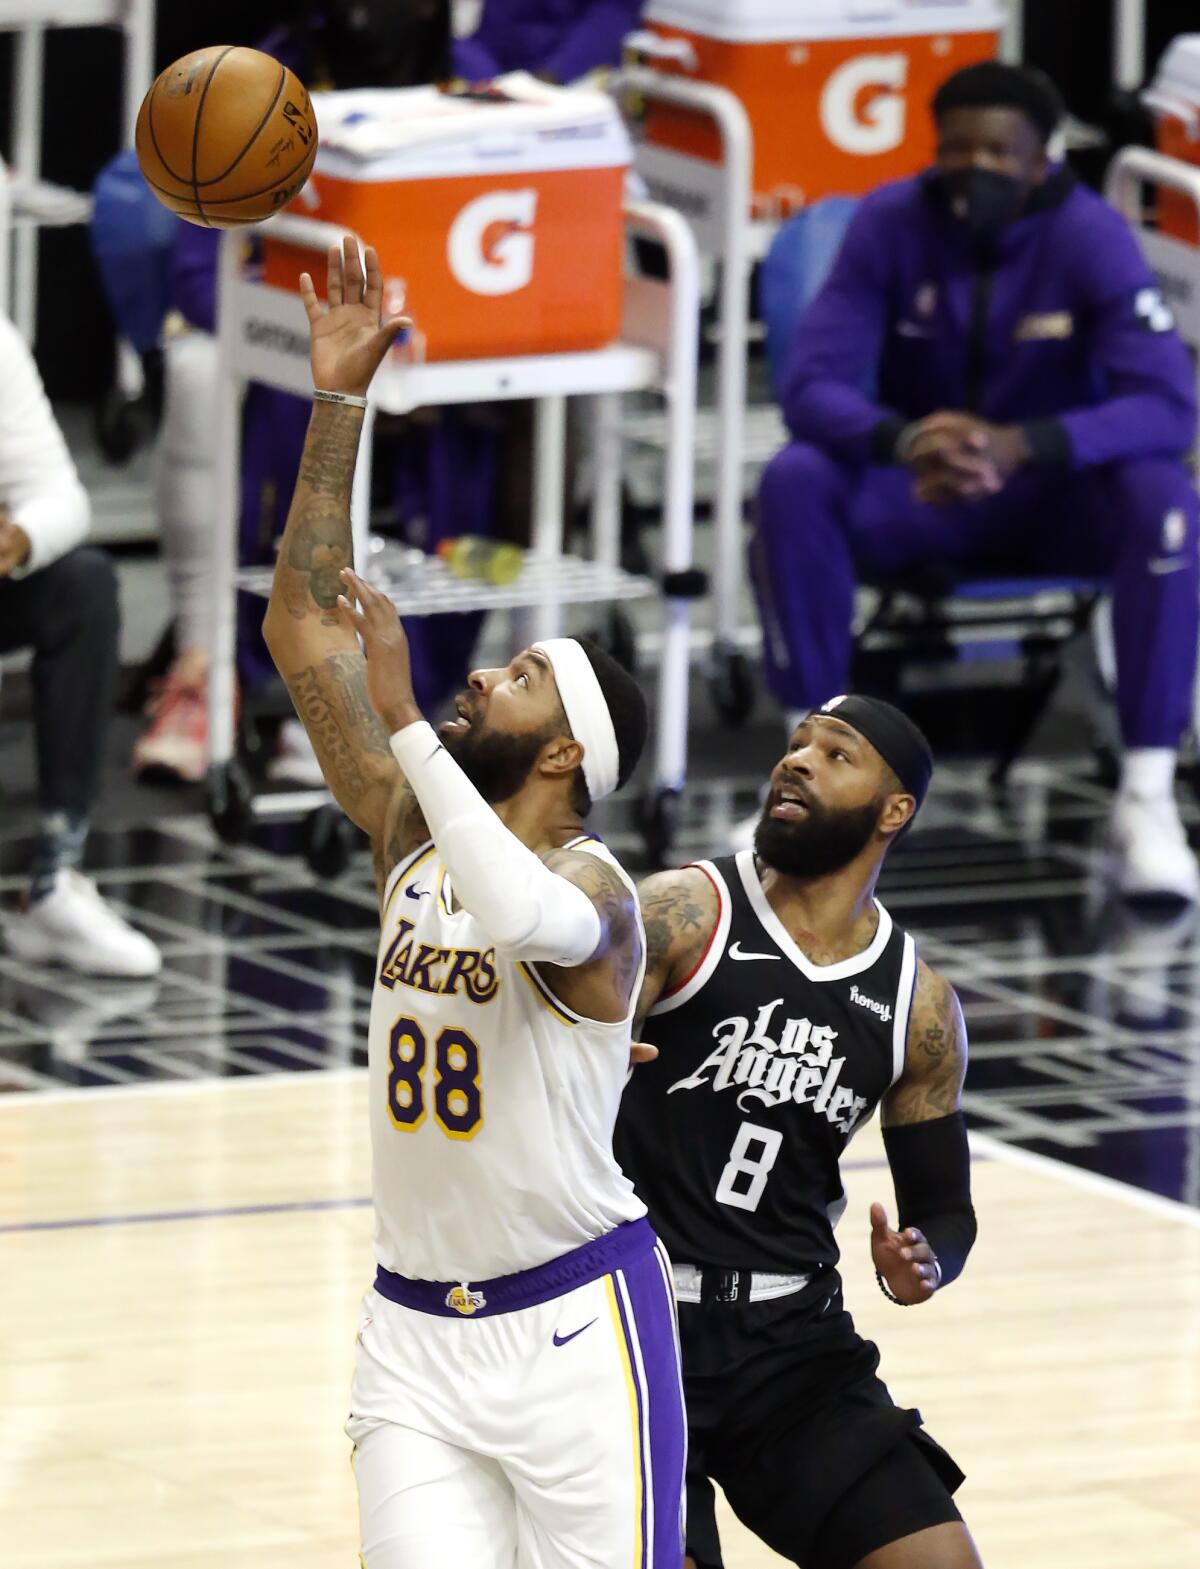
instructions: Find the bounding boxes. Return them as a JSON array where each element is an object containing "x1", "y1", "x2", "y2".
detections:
[{"x1": 367, "y1": 834, "x2": 648, "y2": 1281}]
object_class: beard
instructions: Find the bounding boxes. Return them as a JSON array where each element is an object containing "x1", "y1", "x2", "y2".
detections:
[
  {"x1": 441, "y1": 720, "x2": 551, "y2": 804},
  {"x1": 754, "y1": 794, "x2": 883, "y2": 879}
]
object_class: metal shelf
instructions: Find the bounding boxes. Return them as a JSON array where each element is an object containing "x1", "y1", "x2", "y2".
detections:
[
  {"x1": 8, "y1": 176, "x2": 92, "y2": 226},
  {"x1": 622, "y1": 403, "x2": 786, "y2": 466},
  {"x1": 0, "y1": 2, "x2": 131, "y2": 21},
  {"x1": 238, "y1": 549, "x2": 657, "y2": 618}
]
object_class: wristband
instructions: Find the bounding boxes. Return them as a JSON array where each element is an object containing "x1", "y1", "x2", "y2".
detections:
[
  {"x1": 894, "y1": 422, "x2": 922, "y2": 463},
  {"x1": 314, "y1": 388, "x2": 368, "y2": 410},
  {"x1": 875, "y1": 1255, "x2": 941, "y2": 1306}
]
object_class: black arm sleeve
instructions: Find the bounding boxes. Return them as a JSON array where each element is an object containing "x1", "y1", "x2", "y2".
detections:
[{"x1": 881, "y1": 1111, "x2": 977, "y2": 1286}]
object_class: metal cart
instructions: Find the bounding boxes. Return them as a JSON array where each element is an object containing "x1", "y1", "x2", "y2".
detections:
[
  {"x1": 0, "y1": 0, "x2": 155, "y2": 342},
  {"x1": 206, "y1": 200, "x2": 702, "y2": 867}
]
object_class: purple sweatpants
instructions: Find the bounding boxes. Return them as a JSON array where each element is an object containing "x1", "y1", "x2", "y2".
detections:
[{"x1": 753, "y1": 443, "x2": 1200, "y2": 748}]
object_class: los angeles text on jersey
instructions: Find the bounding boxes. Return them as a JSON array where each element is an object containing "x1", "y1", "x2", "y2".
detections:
[
  {"x1": 667, "y1": 997, "x2": 869, "y2": 1131},
  {"x1": 377, "y1": 917, "x2": 499, "y2": 1003}
]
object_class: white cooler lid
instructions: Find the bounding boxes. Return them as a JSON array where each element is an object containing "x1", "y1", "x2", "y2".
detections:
[
  {"x1": 1145, "y1": 35, "x2": 1200, "y2": 111},
  {"x1": 312, "y1": 73, "x2": 631, "y2": 181},
  {"x1": 644, "y1": 0, "x2": 1005, "y2": 45}
]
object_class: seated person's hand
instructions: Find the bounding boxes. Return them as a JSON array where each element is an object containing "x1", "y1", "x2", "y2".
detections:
[
  {"x1": 0, "y1": 507, "x2": 31, "y2": 577},
  {"x1": 900, "y1": 412, "x2": 1029, "y2": 506}
]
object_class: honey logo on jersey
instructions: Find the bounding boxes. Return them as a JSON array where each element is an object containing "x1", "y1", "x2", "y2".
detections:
[
  {"x1": 667, "y1": 997, "x2": 868, "y2": 1133},
  {"x1": 378, "y1": 917, "x2": 499, "y2": 1003}
]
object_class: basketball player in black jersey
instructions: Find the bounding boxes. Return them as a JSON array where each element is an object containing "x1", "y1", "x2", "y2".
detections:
[{"x1": 615, "y1": 695, "x2": 980, "y2": 1569}]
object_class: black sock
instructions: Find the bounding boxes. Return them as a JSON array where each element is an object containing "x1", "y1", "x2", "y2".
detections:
[{"x1": 29, "y1": 811, "x2": 89, "y2": 902}]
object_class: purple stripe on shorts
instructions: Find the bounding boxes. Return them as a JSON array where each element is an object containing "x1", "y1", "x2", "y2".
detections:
[
  {"x1": 617, "y1": 1244, "x2": 688, "y2": 1568},
  {"x1": 373, "y1": 1216, "x2": 656, "y2": 1318},
  {"x1": 611, "y1": 1275, "x2": 650, "y2": 1569}
]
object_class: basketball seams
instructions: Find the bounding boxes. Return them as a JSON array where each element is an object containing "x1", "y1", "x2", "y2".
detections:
[
  {"x1": 185, "y1": 143, "x2": 317, "y2": 210},
  {"x1": 190, "y1": 45, "x2": 236, "y2": 229},
  {"x1": 192, "y1": 62, "x2": 288, "y2": 190},
  {"x1": 145, "y1": 81, "x2": 192, "y2": 188},
  {"x1": 137, "y1": 46, "x2": 317, "y2": 228}
]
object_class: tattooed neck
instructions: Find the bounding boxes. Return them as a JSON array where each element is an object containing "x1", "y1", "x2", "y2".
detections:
[{"x1": 280, "y1": 401, "x2": 365, "y2": 621}]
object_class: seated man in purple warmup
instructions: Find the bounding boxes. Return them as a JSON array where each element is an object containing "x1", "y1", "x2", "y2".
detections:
[
  {"x1": 754, "y1": 61, "x2": 1200, "y2": 902},
  {"x1": 454, "y1": 0, "x2": 644, "y2": 82}
]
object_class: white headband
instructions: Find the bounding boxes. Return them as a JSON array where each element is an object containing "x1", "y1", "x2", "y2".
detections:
[{"x1": 534, "y1": 638, "x2": 621, "y2": 802}]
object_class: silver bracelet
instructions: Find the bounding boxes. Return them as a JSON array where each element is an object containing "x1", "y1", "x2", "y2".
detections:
[{"x1": 313, "y1": 388, "x2": 368, "y2": 410}]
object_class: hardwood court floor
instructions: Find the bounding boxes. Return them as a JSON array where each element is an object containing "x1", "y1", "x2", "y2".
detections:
[{"x1": 3, "y1": 1071, "x2": 1199, "y2": 1569}]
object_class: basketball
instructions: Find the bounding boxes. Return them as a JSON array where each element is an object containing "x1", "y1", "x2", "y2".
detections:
[{"x1": 135, "y1": 46, "x2": 318, "y2": 229}]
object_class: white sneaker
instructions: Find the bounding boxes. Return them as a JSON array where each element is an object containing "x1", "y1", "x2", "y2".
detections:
[
  {"x1": 267, "y1": 718, "x2": 327, "y2": 787},
  {"x1": 1108, "y1": 793, "x2": 1200, "y2": 903},
  {"x1": 4, "y1": 871, "x2": 163, "y2": 977}
]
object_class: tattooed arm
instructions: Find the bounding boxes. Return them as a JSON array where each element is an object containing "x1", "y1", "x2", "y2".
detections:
[
  {"x1": 633, "y1": 867, "x2": 720, "y2": 1032},
  {"x1": 534, "y1": 850, "x2": 644, "y2": 1024},
  {"x1": 261, "y1": 237, "x2": 423, "y2": 894},
  {"x1": 871, "y1": 958, "x2": 975, "y2": 1302},
  {"x1": 881, "y1": 959, "x2": 968, "y2": 1125}
]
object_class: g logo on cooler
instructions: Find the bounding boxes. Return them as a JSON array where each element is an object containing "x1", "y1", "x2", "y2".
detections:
[
  {"x1": 819, "y1": 53, "x2": 908, "y2": 157},
  {"x1": 447, "y1": 190, "x2": 538, "y2": 296}
]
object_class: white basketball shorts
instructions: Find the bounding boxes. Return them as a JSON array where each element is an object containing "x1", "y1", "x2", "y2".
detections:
[{"x1": 347, "y1": 1218, "x2": 686, "y2": 1569}]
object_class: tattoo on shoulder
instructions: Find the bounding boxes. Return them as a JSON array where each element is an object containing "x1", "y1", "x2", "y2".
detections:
[
  {"x1": 885, "y1": 961, "x2": 968, "y2": 1124},
  {"x1": 542, "y1": 848, "x2": 640, "y2": 993},
  {"x1": 639, "y1": 869, "x2": 717, "y2": 986}
]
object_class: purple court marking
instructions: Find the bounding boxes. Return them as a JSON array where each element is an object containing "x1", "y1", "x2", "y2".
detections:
[
  {"x1": 0, "y1": 1194, "x2": 373, "y2": 1234},
  {"x1": 0, "y1": 1156, "x2": 986, "y2": 1236}
]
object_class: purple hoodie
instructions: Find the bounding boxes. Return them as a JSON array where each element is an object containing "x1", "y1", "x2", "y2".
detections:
[{"x1": 781, "y1": 168, "x2": 1198, "y2": 471}]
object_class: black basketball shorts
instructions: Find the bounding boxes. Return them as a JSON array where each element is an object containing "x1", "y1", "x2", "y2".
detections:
[{"x1": 678, "y1": 1269, "x2": 964, "y2": 1569}]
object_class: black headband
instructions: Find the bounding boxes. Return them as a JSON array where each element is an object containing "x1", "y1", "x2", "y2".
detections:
[{"x1": 812, "y1": 695, "x2": 934, "y2": 810}]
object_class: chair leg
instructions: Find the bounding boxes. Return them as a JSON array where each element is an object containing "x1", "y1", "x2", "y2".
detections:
[{"x1": 989, "y1": 656, "x2": 1062, "y2": 788}]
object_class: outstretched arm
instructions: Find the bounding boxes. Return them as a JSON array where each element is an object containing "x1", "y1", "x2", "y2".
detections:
[
  {"x1": 261, "y1": 238, "x2": 423, "y2": 894},
  {"x1": 870, "y1": 959, "x2": 976, "y2": 1304}
]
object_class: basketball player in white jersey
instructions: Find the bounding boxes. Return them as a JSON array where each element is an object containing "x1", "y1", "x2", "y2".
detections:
[{"x1": 262, "y1": 237, "x2": 686, "y2": 1569}]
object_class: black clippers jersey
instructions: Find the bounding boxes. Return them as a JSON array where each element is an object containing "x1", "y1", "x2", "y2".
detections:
[{"x1": 615, "y1": 851, "x2": 918, "y2": 1273}]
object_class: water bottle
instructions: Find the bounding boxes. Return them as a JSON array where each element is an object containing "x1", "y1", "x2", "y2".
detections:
[{"x1": 437, "y1": 536, "x2": 524, "y2": 586}]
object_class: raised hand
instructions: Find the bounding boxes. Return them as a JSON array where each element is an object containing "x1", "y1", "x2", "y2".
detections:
[
  {"x1": 336, "y1": 567, "x2": 419, "y2": 735},
  {"x1": 299, "y1": 236, "x2": 413, "y2": 399},
  {"x1": 869, "y1": 1201, "x2": 939, "y2": 1304}
]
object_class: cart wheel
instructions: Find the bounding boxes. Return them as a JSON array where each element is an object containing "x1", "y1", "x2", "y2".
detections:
[
  {"x1": 708, "y1": 644, "x2": 755, "y2": 727},
  {"x1": 94, "y1": 389, "x2": 142, "y2": 466},
  {"x1": 301, "y1": 805, "x2": 359, "y2": 880},
  {"x1": 586, "y1": 607, "x2": 637, "y2": 675},
  {"x1": 207, "y1": 760, "x2": 254, "y2": 845},
  {"x1": 638, "y1": 786, "x2": 680, "y2": 866}
]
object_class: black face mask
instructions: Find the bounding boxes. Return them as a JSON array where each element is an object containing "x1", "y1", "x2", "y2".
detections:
[{"x1": 938, "y1": 167, "x2": 1028, "y2": 241}]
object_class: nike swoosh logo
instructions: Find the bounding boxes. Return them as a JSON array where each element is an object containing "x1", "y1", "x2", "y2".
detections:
[
  {"x1": 728, "y1": 942, "x2": 781, "y2": 962},
  {"x1": 1149, "y1": 558, "x2": 1189, "y2": 576},
  {"x1": 405, "y1": 886, "x2": 430, "y2": 900},
  {"x1": 552, "y1": 1318, "x2": 597, "y2": 1347}
]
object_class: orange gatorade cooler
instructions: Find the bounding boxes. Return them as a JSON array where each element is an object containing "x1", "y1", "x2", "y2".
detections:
[
  {"x1": 1144, "y1": 36, "x2": 1200, "y2": 245},
  {"x1": 262, "y1": 75, "x2": 631, "y2": 361},
  {"x1": 639, "y1": 0, "x2": 1003, "y2": 216}
]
